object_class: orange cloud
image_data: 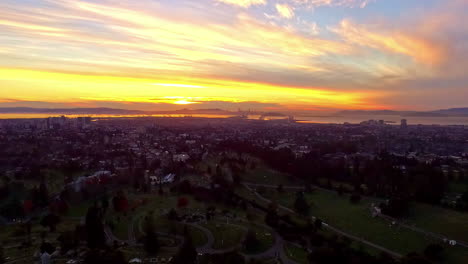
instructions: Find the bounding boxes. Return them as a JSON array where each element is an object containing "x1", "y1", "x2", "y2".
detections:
[{"x1": 332, "y1": 19, "x2": 446, "y2": 65}]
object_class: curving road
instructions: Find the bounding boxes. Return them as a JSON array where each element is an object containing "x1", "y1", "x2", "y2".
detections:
[{"x1": 104, "y1": 210, "x2": 301, "y2": 263}]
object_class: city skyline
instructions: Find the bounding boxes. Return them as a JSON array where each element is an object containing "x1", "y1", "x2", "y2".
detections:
[{"x1": 1, "y1": 0, "x2": 468, "y2": 112}]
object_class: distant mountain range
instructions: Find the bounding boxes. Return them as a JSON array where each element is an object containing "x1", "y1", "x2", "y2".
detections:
[
  {"x1": 1, "y1": 107, "x2": 468, "y2": 117},
  {"x1": 337, "y1": 108, "x2": 468, "y2": 117},
  {"x1": 0, "y1": 107, "x2": 237, "y2": 115}
]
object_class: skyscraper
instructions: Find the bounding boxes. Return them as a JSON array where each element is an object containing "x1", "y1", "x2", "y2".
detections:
[{"x1": 401, "y1": 119, "x2": 408, "y2": 129}]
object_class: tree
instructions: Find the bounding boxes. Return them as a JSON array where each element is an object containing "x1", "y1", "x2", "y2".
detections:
[
  {"x1": 0, "y1": 244, "x2": 5, "y2": 264},
  {"x1": 349, "y1": 193, "x2": 361, "y2": 204},
  {"x1": 57, "y1": 231, "x2": 78, "y2": 253},
  {"x1": 232, "y1": 173, "x2": 241, "y2": 185},
  {"x1": 381, "y1": 197, "x2": 409, "y2": 218},
  {"x1": 264, "y1": 209, "x2": 279, "y2": 227},
  {"x1": 112, "y1": 191, "x2": 129, "y2": 213},
  {"x1": 40, "y1": 213, "x2": 61, "y2": 232},
  {"x1": 243, "y1": 229, "x2": 260, "y2": 252},
  {"x1": 400, "y1": 254, "x2": 432, "y2": 264},
  {"x1": 85, "y1": 204, "x2": 105, "y2": 249},
  {"x1": 277, "y1": 184, "x2": 284, "y2": 193},
  {"x1": 308, "y1": 247, "x2": 344, "y2": 264},
  {"x1": 314, "y1": 218, "x2": 323, "y2": 230},
  {"x1": 0, "y1": 197, "x2": 24, "y2": 220},
  {"x1": 424, "y1": 244, "x2": 444, "y2": 261},
  {"x1": 178, "y1": 180, "x2": 192, "y2": 194},
  {"x1": 101, "y1": 195, "x2": 109, "y2": 213},
  {"x1": 216, "y1": 165, "x2": 223, "y2": 178},
  {"x1": 337, "y1": 185, "x2": 344, "y2": 196},
  {"x1": 168, "y1": 208, "x2": 179, "y2": 221},
  {"x1": 84, "y1": 248, "x2": 127, "y2": 264},
  {"x1": 142, "y1": 212, "x2": 159, "y2": 255},
  {"x1": 173, "y1": 227, "x2": 197, "y2": 264},
  {"x1": 38, "y1": 179, "x2": 49, "y2": 207},
  {"x1": 294, "y1": 191, "x2": 310, "y2": 216},
  {"x1": 23, "y1": 200, "x2": 34, "y2": 215},
  {"x1": 177, "y1": 197, "x2": 189, "y2": 208}
]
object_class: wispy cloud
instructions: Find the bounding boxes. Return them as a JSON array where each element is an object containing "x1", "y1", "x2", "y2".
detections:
[
  {"x1": 215, "y1": 0, "x2": 267, "y2": 8},
  {"x1": 275, "y1": 4, "x2": 294, "y2": 19},
  {"x1": 289, "y1": 0, "x2": 376, "y2": 9},
  {"x1": 0, "y1": 0, "x2": 466, "y2": 111},
  {"x1": 331, "y1": 19, "x2": 447, "y2": 66}
]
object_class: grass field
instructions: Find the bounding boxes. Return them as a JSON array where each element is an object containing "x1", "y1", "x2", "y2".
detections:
[
  {"x1": 265, "y1": 188, "x2": 468, "y2": 263},
  {"x1": 243, "y1": 166, "x2": 294, "y2": 185},
  {"x1": 284, "y1": 243, "x2": 308, "y2": 264},
  {"x1": 405, "y1": 202, "x2": 468, "y2": 243},
  {"x1": 448, "y1": 181, "x2": 468, "y2": 193},
  {"x1": 202, "y1": 222, "x2": 246, "y2": 249},
  {"x1": 241, "y1": 224, "x2": 275, "y2": 255}
]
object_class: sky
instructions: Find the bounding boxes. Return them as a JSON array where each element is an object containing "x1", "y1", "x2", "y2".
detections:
[{"x1": 0, "y1": 0, "x2": 467, "y2": 112}]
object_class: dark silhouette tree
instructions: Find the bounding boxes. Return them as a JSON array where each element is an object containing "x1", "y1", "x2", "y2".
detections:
[
  {"x1": 424, "y1": 244, "x2": 444, "y2": 261},
  {"x1": 294, "y1": 191, "x2": 310, "y2": 216},
  {"x1": 40, "y1": 213, "x2": 61, "y2": 232},
  {"x1": 85, "y1": 204, "x2": 106, "y2": 249},
  {"x1": 314, "y1": 218, "x2": 323, "y2": 230},
  {"x1": 0, "y1": 244, "x2": 5, "y2": 264},
  {"x1": 243, "y1": 229, "x2": 260, "y2": 253},
  {"x1": 177, "y1": 197, "x2": 189, "y2": 208},
  {"x1": 112, "y1": 190, "x2": 129, "y2": 213},
  {"x1": 349, "y1": 193, "x2": 361, "y2": 204},
  {"x1": 168, "y1": 208, "x2": 179, "y2": 221},
  {"x1": 38, "y1": 178, "x2": 50, "y2": 207},
  {"x1": 277, "y1": 184, "x2": 284, "y2": 193},
  {"x1": 84, "y1": 248, "x2": 127, "y2": 264},
  {"x1": 142, "y1": 211, "x2": 159, "y2": 255},
  {"x1": 173, "y1": 226, "x2": 197, "y2": 264}
]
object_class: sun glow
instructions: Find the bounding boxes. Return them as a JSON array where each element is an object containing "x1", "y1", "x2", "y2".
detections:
[
  {"x1": 0, "y1": 68, "x2": 383, "y2": 109},
  {"x1": 173, "y1": 100, "x2": 198, "y2": 105}
]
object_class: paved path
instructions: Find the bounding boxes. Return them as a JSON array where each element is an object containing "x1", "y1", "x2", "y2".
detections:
[{"x1": 108, "y1": 209, "x2": 300, "y2": 263}]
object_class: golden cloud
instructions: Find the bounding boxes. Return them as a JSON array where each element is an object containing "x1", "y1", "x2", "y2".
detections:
[
  {"x1": 332, "y1": 19, "x2": 446, "y2": 65},
  {"x1": 276, "y1": 4, "x2": 295, "y2": 19}
]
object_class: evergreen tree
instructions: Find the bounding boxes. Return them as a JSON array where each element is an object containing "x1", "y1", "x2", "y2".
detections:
[
  {"x1": 40, "y1": 213, "x2": 61, "y2": 232},
  {"x1": 0, "y1": 244, "x2": 5, "y2": 264},
  {"x1": 38, "y1": 177, "x2": 49, "y2": 207},
  {"x1": 142, "y1": 212, "x2": 159, "y2": 255},
  {"x1": 85, "y1": 204, "x2": 106, "y2": 249},
  {"x1": 243, "y1": 229, "x2": 260, "y2": 252},
  {"x1": 173, "y1": 227, "x2": 197, "y2": 264},
  {"x1": 294, "y1": 191, "x2": 310, "y2": 215}
]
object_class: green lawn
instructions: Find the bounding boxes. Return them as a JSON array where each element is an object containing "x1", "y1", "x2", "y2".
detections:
[
  {"x1": 316, "y1": 177, "x2": 355, "y2": 192},
  {"x1": 448, "y1": 181, "x2": 468, "y2": 193},
  {"x1": 202, "y1": 222, "x2": 246, "y2": 249},
  {"x1": 268, "y1": 189, "x2": 468, "y2": 263},
  {"x1": 243, "y1": 166, "x2": 294, "y2": 185},
  {"x1": 188, "y1": 226, "x2": 208, "y2": 248},
  {"x1": 2, "y1": 218, "x2": 80, "y2": 263},
  {"x1": 405, "y1": 202, "x2": 468, "y2": 243},
  {"x1": 241, "y1": 224, "x2": 275, "y2": 255},
  {"x1": 284, "y1": 244, "x2": 308, "y2": 264},
  {"x1": 67, "y1": 200, "x2": 93, "y2": 218}
]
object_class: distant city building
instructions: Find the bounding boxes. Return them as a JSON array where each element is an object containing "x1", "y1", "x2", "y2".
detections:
[{"x1": 401, "y1": 119, "x2": 408, "y2": 129}]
